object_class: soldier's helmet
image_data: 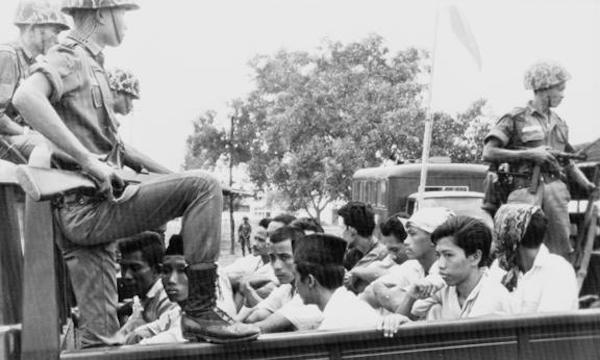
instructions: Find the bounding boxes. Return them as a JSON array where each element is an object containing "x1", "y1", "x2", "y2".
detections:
[
  {"x1": 14, "y1": 0, "x2": 70, "y2": 30},
  {"x1": 107, "y1": 68, "x2": 140, "y2": 99},
  {"x1": 523, "y1": 60, "x2": 571, "y2": 91},
  {"x1": 61, "y1": 0, "x2": 139, "y2": 15}
]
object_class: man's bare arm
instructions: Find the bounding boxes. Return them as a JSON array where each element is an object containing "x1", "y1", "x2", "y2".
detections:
[
  {"x1": 254, "y1": 313, "x2": 294, "y2": 334},
  {"x1": 483, "y1": 138, "x2": 559, "y2": 166},
  {"x1": 0, "y1": 114, "x2": 25, "y2": 136},
  {"x1": 123, "y1": 143, "x2": 172, "y2": 174}
]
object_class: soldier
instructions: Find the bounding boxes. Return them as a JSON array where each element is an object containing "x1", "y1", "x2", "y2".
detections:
[
  {"x1": 237, "y1": 216, "x2": 252, "y2": 256},
  {"x1": 0, "y1": 0, "x2": 70, "y2": 163},
  {"x1": 107, "y1": 67, "x2": 139, "y2": 116},
  {"x1": 483, "y1": 60, "x2": 595, "y2": 258},
  {"x1": 12, "y1": 0, "x2": 259, "y2": 347}
]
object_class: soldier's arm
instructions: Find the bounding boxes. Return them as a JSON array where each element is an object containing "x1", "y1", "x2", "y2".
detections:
[
  {"x1": 566, "y1": 162, "x2": 595, "y2": 192},
  {"x1": 0, "y1": 50, "x2": 25, "y2": 136},
  {"x1": 483, "y1": 138, "x2": 558, "y2": 165},
  {"x1": 123, "y1": 143, "x2": 172, "y2": 174}
]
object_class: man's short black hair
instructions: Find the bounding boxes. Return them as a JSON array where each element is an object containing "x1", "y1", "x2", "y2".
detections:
[
  {"x1": 290, "y1": 217, "x2": 324, "y2": 234},
  {"x1": 521, "y1": 209, "x2": 547, "y2": 248},
  {"x1": 258, "y1": 217, "x2": 271, "y2": 229},
  {"x1": 295, "y1": 262, "x2": 345, "y2": 290},
  {"x1": 337, "y1": 201, "x2": 375, "y2": 238},
  {"x1": 379, "y1": 213, "x2": 407, "y2": 242},
  {"x1": 118, "y1": 231, "x2": 165, "y2": 270},
  {"x1": 165, "y1": 234, "x2": 184, "y2": 256},
  {"x1": 431, "y1": 216, "x2": 491, "y2": 267},
  {"x1": 269, "y1": 226, "x2": 305, "y2": 246},
  {"x1": 272, "y1": 214, "x2": 296, "y2": 226}
]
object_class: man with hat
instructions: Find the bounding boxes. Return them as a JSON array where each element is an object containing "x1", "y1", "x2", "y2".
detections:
[
  {"x1": 238, "y1": 216, "x2": 252, "y2": 256},
  {"x1": 363, "y1": 207, "x2": 454, "y2": 314},
  {"x1": 0, "y1": 0, "x2": 70, "y2": 163},
  {"x1": 483, "y1": 60, "x2": 595, "y2": 258},
  {"x1": 12, "y1": 0, "x2": 258, "y2": 346},
  {"x1": 294, "y1": 233, "x2": 380, "y2": 330}
]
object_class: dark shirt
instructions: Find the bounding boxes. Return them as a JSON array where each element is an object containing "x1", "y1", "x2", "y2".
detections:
[
  {"x1": 238, "y1": 222, "x2": 252, "y2": 240},
  {"x1": 31, "y1": 30, "x2": 124, "y2": 168}
]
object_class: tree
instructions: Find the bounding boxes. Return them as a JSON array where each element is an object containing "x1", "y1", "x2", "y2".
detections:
[{"x1": 184, "y1": 34, "x2": 490, "y2": 222}]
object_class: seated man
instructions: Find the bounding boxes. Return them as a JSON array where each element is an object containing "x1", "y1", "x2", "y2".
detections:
[
  {"x1": 400, "y1": 216, "x2": 512, "y2": 321},
  {"x1": 118, "y1": 232, "x2": 176, "y2": 334},
  {"x1": 225, "y1": 228, "x2": 279, "y2": 310},
  {"x1": 492, "y1": 203, "x2": 578, "y2": 313},
  {"x1": 363, "y1": 208, "x2": 454, "y2": 313},
  {"x1": 338, "y1": 201, "x2": 388, "y2": 293},
  {"x1": 126, "y1": 235, "x2": 238, "y2": 345},
  {"x1": 236, "y1": 226, "x2": 323, "y2": 332},
  {"x1": 294, "y1": 233, "x2": 380, "y2": 331}
]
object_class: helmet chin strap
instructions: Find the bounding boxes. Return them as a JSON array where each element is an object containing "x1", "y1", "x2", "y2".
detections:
[{"x1": 110, "y1": 8, "x2": 122, "y2": 44}]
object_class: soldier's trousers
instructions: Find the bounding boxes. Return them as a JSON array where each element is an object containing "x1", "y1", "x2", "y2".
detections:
[
  {"x1": 507, "y1": 179, "x2": 571, "y2": 258},
  {"x1": 56, "y1": 170, "x2": 223, "y2": 347}
]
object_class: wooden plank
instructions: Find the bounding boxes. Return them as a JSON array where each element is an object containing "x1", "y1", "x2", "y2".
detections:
[
  {"x1": 0, "y1": 185, "x2": 23, "y2": 324},
  {"x1": 21, "y1": 147, "x2": 60, "y2": 360}
]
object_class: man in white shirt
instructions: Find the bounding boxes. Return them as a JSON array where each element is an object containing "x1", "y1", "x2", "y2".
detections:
[
  {"x1": 236, "y1": 226, "x2": 323, "y2": 332},
  {"x1": 362, "y1": 208, "x2": 454, "y2": 313},
  {"x1": 492, "y1": 203, "x2": 578, "y2": 313},
  {"x1": 294, "y1": 233, "x2": 380, "y2": 331}
]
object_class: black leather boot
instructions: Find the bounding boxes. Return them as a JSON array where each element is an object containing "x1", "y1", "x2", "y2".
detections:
[{"x1": 181, "y1": 263, "x2": 260, "y2": 344}]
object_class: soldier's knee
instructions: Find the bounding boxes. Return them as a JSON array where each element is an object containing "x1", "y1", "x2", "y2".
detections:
[{"x1": 183, "y1": 170, "x2": 222, "y2": 195}]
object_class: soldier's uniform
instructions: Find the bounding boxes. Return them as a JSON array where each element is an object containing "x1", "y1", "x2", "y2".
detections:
[
  {"x1": 16, "y1": 0, "x2": 259, "y2": 347},
  {"x1": 0, "y1": 0, "x2": 69, "y2": 163},
  {"x1": 484, "y1": 61, "x2": 574, "y2": 257}
]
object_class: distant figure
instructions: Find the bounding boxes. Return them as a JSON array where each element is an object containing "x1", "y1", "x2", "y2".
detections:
[{"x1": 238, "y1": 216, "x2": 252, "y2": 256}]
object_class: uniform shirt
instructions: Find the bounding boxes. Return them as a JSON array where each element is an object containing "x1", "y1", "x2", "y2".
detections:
[
  {"x1": 318, "y1": 287, "x2": 380, "y2": 331},
  {"x1": 489, "y1": 245, "x2": 578, "y2": 314},
  {"x1": 411, "y1": 270, "x2": 512, "y2": 321},
  {"x1": 0, "y1": 41, "x2": 33, "y2": 124},
  {"x1": 31, "y1": 31, "x2": 124, "y2": 167},
  {"x1": 484, "y1": 102, "x2": 570, "y2": 176},
  {"x1": 238, "y1": 222, "x2": 252, "y2": 240}
]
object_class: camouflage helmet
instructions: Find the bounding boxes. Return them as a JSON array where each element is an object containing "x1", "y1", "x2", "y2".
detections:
[
  {"x1": 523, "y1": 60, "x2": 571, "y2": 91},
  {"x1": 14, "y1": 0, "x2": 70, "y2": 30},
  {"x1": 61, "y1": 0, "x2": 139, "y2": 15},
  {"x1": 107, "y1": 68, "x2": 140, "y2": 99}
]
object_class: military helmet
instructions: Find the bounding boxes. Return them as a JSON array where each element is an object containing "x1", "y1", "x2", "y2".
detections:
[
  {"x1": 107, "y1": 68, "x2": 140, "y2": 99},
  {"x1": 523, "y1": 60, "x2": 571, "y2": 91},
  {"x1": 14, "y1": 0, "x2": 71, "y2": 30},
  {"x1": 61, "y1": 0, "x2": 139, "y2": 15}
]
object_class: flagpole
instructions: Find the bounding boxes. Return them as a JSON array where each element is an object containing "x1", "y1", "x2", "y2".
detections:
[{"x1": 418, "y1": 1, "x2": 441, "y2": 199}]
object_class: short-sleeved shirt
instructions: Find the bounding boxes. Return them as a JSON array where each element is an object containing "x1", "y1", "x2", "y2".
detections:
[
  {"x1": 31, "y1": 31, "x2": 124, "y2": 167},
  {"x1": 318, "y1": 287, "x2": 380, "y2": 331},
  {"x1": 256, "y1": 283, "x2": 294, "y2": 313},
  {"x1": 484, "y1": 102, "x2": 570, "y2": 175},
  {"x1": 411, "y1": 269, "x2": 512, "y2": 321},
  {"x1": 0, "y1": 41, "x2": 34, "y2": 125},
  {"x1": 347, "y1": 240, "x2": 389, "y2": 293},
  {"x1": 488, "y1": 245, "x2": 578, "y2": 314},
  {"x1": 276, "y1": 293, "x2": 323, "y2": 331}
]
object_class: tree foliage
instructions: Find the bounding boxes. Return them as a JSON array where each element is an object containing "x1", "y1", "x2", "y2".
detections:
[{"x1": 184, "y1": 35, "x2": 490, "y2": 221}]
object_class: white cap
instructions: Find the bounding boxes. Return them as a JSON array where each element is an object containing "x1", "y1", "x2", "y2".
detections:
[{"x1": 407, "y1": 207, "x2": 455, "y2": 234}]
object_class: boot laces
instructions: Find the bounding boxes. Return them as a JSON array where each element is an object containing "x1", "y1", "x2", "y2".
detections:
[{"x1": 213, "y1": 306, "x2": 235, "y2": 324}]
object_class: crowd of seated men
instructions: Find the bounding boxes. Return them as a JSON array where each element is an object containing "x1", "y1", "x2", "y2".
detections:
[{"x1": 99, "y1": 198, "x2": 583, "y2": 347}]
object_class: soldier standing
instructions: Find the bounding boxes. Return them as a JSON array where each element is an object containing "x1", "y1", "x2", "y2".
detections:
[
  {"x1": 238, "y1": 216, "x2": 252, "y2": 256},
  {"x1": 483, "y1": 60, "x2": 595, "y2": 258},
  {"x1": 13, "y1": 0, "x2": 259, "y2": 347},
  {"x1": 0, "y1": 0, "x2": 70, "y2": 163}
]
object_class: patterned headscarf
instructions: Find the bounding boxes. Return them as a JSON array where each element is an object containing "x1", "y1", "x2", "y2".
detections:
[{"x1": 493, "y1": 203, "x2": 542, "y2": 291}]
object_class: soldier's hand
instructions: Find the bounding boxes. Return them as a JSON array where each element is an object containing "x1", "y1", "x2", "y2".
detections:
[
  {"x1": 82, "y1": 156, "x2": 125, "y2": 202},
  {"x1": 528, "y1": 146, "x2": 560, "y2": 168}
]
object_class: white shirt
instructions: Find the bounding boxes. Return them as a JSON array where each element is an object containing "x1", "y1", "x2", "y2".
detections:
[
  {"x1": 277, "y1": 293, "x2": 323, "y2": 331},
  {"x1": 318, "y1": 287, "x2": 380, "y2": 331},
  {"x1": 489, "y1": 245, "x2": 578, "y2": 314},
  {"x1": 412, "y1": 269, "x2": 512, "y2": 320},
  {"x1": 369, "y1": 259, "x2": 430, "y2": 289},
  {"x1": 137, "y1": 306, "x2": 186, "y2": 345},
  {"x1": 256, "y1": 284, "x2": 294, "y2": 313},
  {"x1": 223, "y1": 255, "x2": 278, "y2": 283}
]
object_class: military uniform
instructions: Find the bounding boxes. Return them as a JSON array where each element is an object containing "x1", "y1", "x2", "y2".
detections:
[
  {"x1": 485, "y1": 61, "x2": 576, "y2": 257},
  {"x1": 0, "y1": 0, "x2": 69, "y2": 163},
  {"x1": 16, "y1": 0, "x2": 259, "y2": 346}
]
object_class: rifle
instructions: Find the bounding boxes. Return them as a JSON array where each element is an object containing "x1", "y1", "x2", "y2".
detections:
[{"x1": 15, "y1": 165, "x2": 154, "y2": 202}]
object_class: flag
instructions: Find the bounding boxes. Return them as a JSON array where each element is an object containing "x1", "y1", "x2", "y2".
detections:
[{"x1": 447, "y1": 4, "x2": 482, "y2": 71}]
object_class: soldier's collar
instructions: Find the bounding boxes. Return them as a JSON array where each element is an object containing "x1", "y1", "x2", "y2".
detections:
[
  {"x1": 66, "y1": 30, "x2": 104, "y2": 58},
  {"x1": 526, "y1": 100, "x2": 551, "y2": 119}
]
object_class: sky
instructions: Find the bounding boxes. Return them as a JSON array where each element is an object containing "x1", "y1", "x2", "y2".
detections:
[{"x1": 1, "y1": 0, "x2": 599, "y2": 171}]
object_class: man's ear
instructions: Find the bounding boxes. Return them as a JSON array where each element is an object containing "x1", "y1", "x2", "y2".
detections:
[
  {"x1": 469, "y1": 249, "x2": 482, "y2": 267},
  {"x1": 307, "y1": 274, "x2": 317, "y2": 288},
  {"x1": 95, "y1": 9, "x2": 107, "y2": 25}
]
